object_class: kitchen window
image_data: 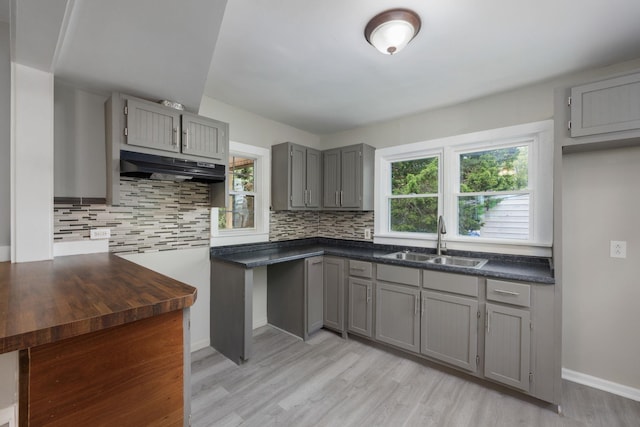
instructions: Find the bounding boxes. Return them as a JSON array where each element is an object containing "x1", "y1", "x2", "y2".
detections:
[
  {"x1": 375, "y1": 121, "x2": 553, "y2": 256},
  {"x1": 211, "y1": 142, "x2": 270, "y2": 245}
]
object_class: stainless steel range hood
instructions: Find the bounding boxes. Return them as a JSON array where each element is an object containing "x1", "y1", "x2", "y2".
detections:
[{"x1": 120, "y1": 151, "x2": 226, "y2": 183}]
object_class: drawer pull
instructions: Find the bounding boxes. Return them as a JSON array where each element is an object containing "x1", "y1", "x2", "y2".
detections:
[
  {"x1": 311, "y1": 260, "x2": 323, "y2": 265},
  {"x1": 351, "y1": 267, "x2": 366, "y2": 271},
  {"x1": 493, "y1": 289, "x2": 520, "y2": 296}
]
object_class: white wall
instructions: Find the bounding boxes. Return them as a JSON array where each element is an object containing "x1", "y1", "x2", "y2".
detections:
[
  {"x1": 562, "y1": 147, "x2": 640, "y2": 391},
  {"x1": 199, "y1": 96, "x2": 321, "y2": 149},
  {"x1": 11, "y1": 63, "x2": 54, "y2": 262},
  {"x1": 0, "y1": 22, "x2": 10, "y2": 261},
  {"x1": 54, "y1": 81, "x2": 108, "y2": 197},
  {"x1": 0, "y1": 351, "x2": 17, "y2": 413},
  {"x1": 119, "y1": 247, "x2": 212, "y2": 352}
]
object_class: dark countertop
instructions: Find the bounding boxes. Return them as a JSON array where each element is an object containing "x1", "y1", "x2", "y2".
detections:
[
  {"x1": 0, "y1": 253, "x2": 197, "y2": 354},
  {"x1": 210, "y1": 238, "x2": 554, "y2": 284}
]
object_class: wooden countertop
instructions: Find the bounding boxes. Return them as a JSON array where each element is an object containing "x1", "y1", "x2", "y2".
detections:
[{"x1": 0, "y1": 253, "x2": 197, "y2": 354}]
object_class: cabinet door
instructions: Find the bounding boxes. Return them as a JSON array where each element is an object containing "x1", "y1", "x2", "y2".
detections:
[
  {"x1": 570, "y1": 72, "x2": 640, "y2": 137},
  {"x1": 323, "y1": 148, "x2": 341, "y2": 208},
  {"x1": 375, "y1": 283, "x2": 420, "y2": 353},
  {"x1": 340, "y1": 146, "x2": 361, "y2": 208},
  {"x1": 290, "y1": 144, "x2": 307, "y2": 208},
  {"x1": 485, "y1": 303, "x2": 531, "y2": 391},
  {"x1": 306, "y1": 148, "x2": 322, "y2": 208},
  {"x1": 306, "y1": 257, "x2": 324, "y2": 335},
  {"x1": 348, "y1": 278, "x2": 373, "y2": 337},
  {"x1": 421, "y1": 291, "x2": 478, "y2": 372},
  {"x1": 181, "y1": 112, "x2": 228, "y2": 160},
  {"x1": 323, "y1": 258, "x2": 345, "y2": 332},
  {"x1": 126, "y1": 98, "x2": 180, "y2": 153}
]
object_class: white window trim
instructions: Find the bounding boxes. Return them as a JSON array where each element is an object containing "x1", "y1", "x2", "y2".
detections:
[
  {"x1": 374, "y1": 120, "x2": 553, "y2": 257},
  {"x1": 210, "y1": 141, "x2": 270, "y2": 246}
]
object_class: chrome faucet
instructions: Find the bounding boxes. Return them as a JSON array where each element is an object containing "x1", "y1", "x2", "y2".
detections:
[{"x1": 436, "y1": 215, "x2": 447, "y2": 256}]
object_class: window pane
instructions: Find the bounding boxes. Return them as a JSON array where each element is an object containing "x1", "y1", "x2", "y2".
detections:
[
  {"x1": 390, "y1": 197, "x2": 438, "y2": 233},
  {"x1": 228, "y1": 157, "x2": 255, "y2": 192},
  {"x1": 459, "y1": 146, "x2": 528, "y2": 193},
  {"x1": 458, "y1": 194, "x2": 529, "y2": 239},
  {"x1": 218, "y1": 195, "x2": 255, "y2": 229},
  {"x1": 391, "y1": 157, "x2": 438, "y2": 195}
]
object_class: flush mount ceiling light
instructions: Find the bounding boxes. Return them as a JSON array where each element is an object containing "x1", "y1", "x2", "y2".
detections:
[{"x1": 364, "y1": 9, "x2": 421, "y2": 55}]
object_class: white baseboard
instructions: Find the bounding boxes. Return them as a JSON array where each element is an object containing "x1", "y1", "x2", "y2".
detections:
[
  {"x1": 562, "y1": 368, "x2": 640, "y2": 402},
  {"x1": 191, "y1": 338, "x2": 211, "y2": 353},
  {"x1": 0, "y1": 245, "x2": 9, "y2": 262},
  {"x1": 253, "y1": 316, "x2": 268, "y2": 330},
  {"x1": 53, "y1": 240, "x2": 109, "y2": 257}
]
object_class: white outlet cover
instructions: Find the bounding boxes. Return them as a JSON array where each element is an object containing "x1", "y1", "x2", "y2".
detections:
[
  {"x1": 610, "y1": 240, "x2": 627, "y2": 258},
  {"x1": 90, "y1": 228, "x2": 111, "y2": 240}
]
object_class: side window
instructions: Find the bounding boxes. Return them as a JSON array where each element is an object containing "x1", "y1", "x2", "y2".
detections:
[
  {"x1": 456, "y1": 144, "x2": 530, "y2": 240},
  {"x1": 219, "y1": 156, "x2": 256, "y2": 230},
  {"x1": 389, "y1": 156, "x2": 440, "y2": 233}
]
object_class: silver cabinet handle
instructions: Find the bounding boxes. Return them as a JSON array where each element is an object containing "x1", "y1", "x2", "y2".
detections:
[
  {"x1": 340, "y1": 191, "x2": 344, "y2": 206},
  {"x1": 311, "y1": 260, "x2": 323, "y2": 265},
  {"x1": 486, "y1": 309, "x2": 490, "y2": 333},
  {"x1": 172, "y1": 127, "x2": 178, "y2": 147},
  {"x1": 366, "y1": 286, "x2": 371, "y2": 302},
  {"x1": 494, "y1": 289, "x2": 520, "y2": 296},
  {"x1": 414, "y1": 297, "x2": 418, "y2": 315},
  {"x1": 183, "y1": 128, "x2": 189, "y2": 149},
  {"x1": 421, "y1": 297, "x2": 425, "y2": 316}
]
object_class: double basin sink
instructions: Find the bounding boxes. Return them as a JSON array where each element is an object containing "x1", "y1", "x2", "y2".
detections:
[{"x1": 382, "y1": 251, "x2": 488, "y2": 269}]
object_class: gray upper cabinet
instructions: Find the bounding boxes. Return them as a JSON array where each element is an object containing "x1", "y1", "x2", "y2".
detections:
[
  {"x1": 484, "y1": 302, "x2": 531, "y2": 391},
  {"x1": 375, "y1": 282, "x2": 420, "y2": 353},
  {"x1": 323, "y1": 257, "x2": 345, "y2": 332},
  {"x1": 271, "y1": 142, "x2": 322, "y2": 210},
  {"x1": 181, "y1": 112, "x2": 227, "y2": 161},
  {"x1": 121, "y1": 95, "x2": 228, "y2": 161},
  {"x1": 126, "y1": 97, "x2": 181, "y2": 153},
  {"x1": 348, "y1": 277, "x2": 373, "y2": 338},
  {"x1": 570, "y1": 71, "x2": 640, "y2": 138},
  {"x1": 322, "y1": 144, "x2": 375, "y2": 210}
]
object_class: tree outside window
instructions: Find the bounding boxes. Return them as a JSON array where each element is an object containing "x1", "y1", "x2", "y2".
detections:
[{"x1": 218, "y1": 156, "x2": 256, "y2": 230}]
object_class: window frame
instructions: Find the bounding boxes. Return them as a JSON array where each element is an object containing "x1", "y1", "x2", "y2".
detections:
[
  {"x1": 210, "y1": 141, "x2": 270, "y2": 246},
  {"x1": 375, "y1": 120, "x2": 553, "y2": 256}
]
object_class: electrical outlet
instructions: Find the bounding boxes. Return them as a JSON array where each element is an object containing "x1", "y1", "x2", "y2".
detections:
[
  {"x1": 90, "y1": 228, "x2": 111, "y2": 240},
  {"x1": 610, "y1": 240, "x2": 627, "y2": 258},
  {"x1": 364, "y1": 228, "x2": 372, "y2": 240}
]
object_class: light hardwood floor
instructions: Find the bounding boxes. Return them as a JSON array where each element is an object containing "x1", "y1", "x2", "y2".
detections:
[{"x1": 191, "y1": 326, "x2": 640, "y2": 427}]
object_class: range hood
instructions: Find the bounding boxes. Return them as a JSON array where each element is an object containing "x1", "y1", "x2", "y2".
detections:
[{"x1": 120, "y1": 151, "x2": 226, "y2": 183}]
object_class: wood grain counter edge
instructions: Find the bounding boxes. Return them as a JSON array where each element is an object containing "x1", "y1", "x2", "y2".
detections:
[{"x1": 0, "y1": 253, "x2": 197, "y2": 354}]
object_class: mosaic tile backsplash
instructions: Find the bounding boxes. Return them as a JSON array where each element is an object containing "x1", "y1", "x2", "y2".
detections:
[
  {"x1": 55, "y1": 177, "x2": 374, "y2": 253},
  {"x1": 270, "y1": 210, "x2": 374, "y2": 241},
  {"x1": 54, "y1": 177, "x2": 211, "y2": 254}
]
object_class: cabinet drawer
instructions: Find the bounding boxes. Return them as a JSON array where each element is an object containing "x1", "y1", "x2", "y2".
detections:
[
  {"x1": 486, "y1": 279, "x2": 531, "y2": 307},
  {"x1": 376, "y1": 264, "x2": 420, "y2": 287},
  {"x1": 423, "y1": 270, "x2": 478, "y2": 297},
  {"x1": 349, "y1": 260, "x2": 372, "y2": 278}
]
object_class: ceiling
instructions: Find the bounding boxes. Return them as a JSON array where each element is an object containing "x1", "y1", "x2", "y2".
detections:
[{"x1": 12, "y1": 0, "x2": 640, "y2": 135}]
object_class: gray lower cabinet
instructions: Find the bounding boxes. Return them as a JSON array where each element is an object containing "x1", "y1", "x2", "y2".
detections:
[
  {"x1": 421, "y1": 291, "x2": 478, "y2": 372},
  {"x1": 347, "y1": 278, "x2": 373, "y2": 337},
  {"x1": 484, "y1": 302, "x2": 531, "y2": 391},
  {"x1": 375, "y1": 282, "x2": 420, "y2": 353},
  {"x1": 306, "y1": 256, "x2": 324, "y2": 336},
  {"x1": 323, "y1": 257, "x2": 345, "y2": 332}
]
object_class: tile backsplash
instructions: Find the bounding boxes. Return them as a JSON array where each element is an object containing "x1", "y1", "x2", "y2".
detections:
[
  {"x1": 270, "y1": 210, "x2": 374, "y2": 241},
  {"x1": 55, "y1": 178, "x2": 374, "y2": 254},
  {"x1": 54, "y1": 177, "x2": 211, "y2": 254}
]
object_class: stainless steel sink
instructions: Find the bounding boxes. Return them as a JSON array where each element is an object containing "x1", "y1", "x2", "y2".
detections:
[
  {"x1": 382, "y1": 252, "x2": 437, "y2": 262},
  {"x1": 427, "y1": 255, "x2": 488, "y2": 269}
]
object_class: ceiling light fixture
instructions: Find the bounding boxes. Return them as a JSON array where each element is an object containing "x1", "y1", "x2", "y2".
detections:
[{"x1": 364, "y1": 9, "x2": 421, "y2": 55}]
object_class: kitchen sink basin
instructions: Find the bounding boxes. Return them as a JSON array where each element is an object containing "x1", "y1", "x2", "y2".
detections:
[
  {"x1": 427, "y1": 255, "x2": 488, "y2": 269},
  {"x1": 382, "y1": 252, "x2": 437, "y2": 262}
]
